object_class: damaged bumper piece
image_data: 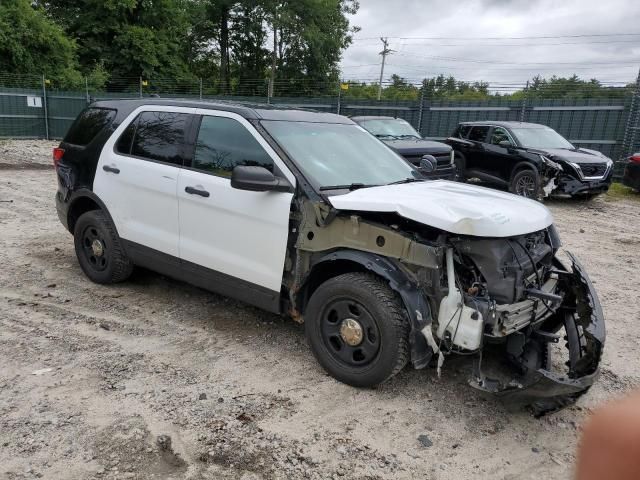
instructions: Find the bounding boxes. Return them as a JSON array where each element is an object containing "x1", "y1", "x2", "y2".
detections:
[
  {"x1": 468, "y1": 252, "x2": 605, "y2": 416},
  {"x1": 554, "y1": 173, "x2": 613, "y2": 196}
]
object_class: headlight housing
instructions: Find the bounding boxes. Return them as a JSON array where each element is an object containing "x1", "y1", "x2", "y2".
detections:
[
  {"x1": 540, "y1": 155, "x2": 563, "y2": 171},
  {"x1": 450, "y1": 149, "x2": 455, "y2": 166}
]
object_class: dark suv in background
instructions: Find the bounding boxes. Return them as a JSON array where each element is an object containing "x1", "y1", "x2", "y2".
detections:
[
  {"x1": 446, "y1": 121, "x2": 614, "y2": 199},
  {"x1": 352, "y1": 116, "x2": 455, "y2": 180}
]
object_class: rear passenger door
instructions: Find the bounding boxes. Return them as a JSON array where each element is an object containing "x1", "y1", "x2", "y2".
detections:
[
  {"x1": 177, "y1": 110, "x2": 295, "y2": 305},
  {"x1": 94, "y1": 106, "x2": 196, "y2": 258}
]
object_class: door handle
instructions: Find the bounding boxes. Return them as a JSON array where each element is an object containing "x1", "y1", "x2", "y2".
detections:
[
  {"x1": 102, "y1": 165, "x2": 120, "y2": 174},
  {"x1": 185, "y1": 186, "x2": 210, "y2": 198}
]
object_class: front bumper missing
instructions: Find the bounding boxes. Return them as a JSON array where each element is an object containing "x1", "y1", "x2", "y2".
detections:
[{"x1": 468, "y1": 252, "x2": 605, "y2": 416}]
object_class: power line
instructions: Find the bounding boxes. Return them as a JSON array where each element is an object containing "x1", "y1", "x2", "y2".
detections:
[
  {"x1": 353, "y1": 33, "x2": 640, "y2": 41},
  {"x1": 361, "y1": 39, "x2": 640, "y2": 47},
  {"x1": 393, "y1": 51, "x2": 640, "y2": 66},
  {"x1": 377, "y1": 61, "x2": 639, "y2": 72}
]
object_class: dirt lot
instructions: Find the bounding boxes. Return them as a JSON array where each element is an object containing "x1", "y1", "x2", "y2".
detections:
[{"x1": 1, "y1": 139, "x2": 639, "y2": 480}]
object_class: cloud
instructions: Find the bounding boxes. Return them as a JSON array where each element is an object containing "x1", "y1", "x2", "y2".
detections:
[{"x1": 340, "y1": 0, "x2": 640, "y2": 85}]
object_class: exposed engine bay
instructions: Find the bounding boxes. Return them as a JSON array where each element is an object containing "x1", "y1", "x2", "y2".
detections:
[
  {"x1": 290, "y1": 194, "x2": 605, "y2": 416},
  {"x1": 429, "y1": 228, "x2": 604, "y2": 415}
]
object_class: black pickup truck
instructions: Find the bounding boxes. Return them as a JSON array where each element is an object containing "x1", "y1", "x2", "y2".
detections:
[{"x1": 351, "y1": 116, "x2": 455, "y2": 180}]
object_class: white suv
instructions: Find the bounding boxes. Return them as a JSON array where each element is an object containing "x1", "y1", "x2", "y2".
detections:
[{"x1": 54, "y1": 99, "x2": 605, "y2": 415}]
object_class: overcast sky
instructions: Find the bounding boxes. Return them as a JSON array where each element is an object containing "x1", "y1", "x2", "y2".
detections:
[{"x1": 339, "y1": 0, "x2": 640, "y2": 87}]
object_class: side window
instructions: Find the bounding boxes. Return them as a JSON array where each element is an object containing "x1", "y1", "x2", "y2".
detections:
[
  {"x1": 115, "y1": 118, "x2": 137, "y2": 154},
  {"x1": 192, "y1": 115, "x2": 273, "y2": 178},
  {"x1": 468, "y1": 126, "x2": 490, "y2": 143},
  {"x1": 124, "y1": 111, "x2": 190, "y2": 166},
  {"x1": 457, "y1": 125, "x2": 472, "y2": 139},
  {"x1": 64, "y1": 108, "x2": 116, "y2": 146},
  {"x1": 490, "y1": 127, "x2": 512, "y2": 146}
]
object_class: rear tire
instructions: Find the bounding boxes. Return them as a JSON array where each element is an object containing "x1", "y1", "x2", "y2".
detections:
[
  {"x1": 73, "y1": 210, "x2": 133, "y2": 284},
  {"x1": 304, "y1": 273, "x2": 410, "y2": 387},
  {"x1": 510, "y1": 169, "x2": 540, "y2": 198}
]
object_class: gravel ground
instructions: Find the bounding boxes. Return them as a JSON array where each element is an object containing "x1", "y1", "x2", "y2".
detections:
[{"x1": 1, "y1": 139, "x2": 639, "y2": 480}]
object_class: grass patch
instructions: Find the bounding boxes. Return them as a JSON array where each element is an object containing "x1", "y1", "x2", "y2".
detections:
[{"x1": 605, "y1": 182, "x2": 640, "y2": 201}]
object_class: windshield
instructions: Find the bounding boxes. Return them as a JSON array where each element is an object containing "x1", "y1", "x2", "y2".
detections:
[
  {"x1": 510, "y1": 127, "x2": 574, "y2": 149},
  {"x1": 356, "y1": 118, "x2": 421, "y2": 139},
  {"x1": 261, "y1": 121, "x2": 418, "y2": 189}
]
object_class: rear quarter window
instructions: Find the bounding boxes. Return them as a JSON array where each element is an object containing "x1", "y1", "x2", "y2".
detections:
[
  {"x1": 455, "y1": 125, "x2": 472, "y2": 139},
  {"x1": 64, "y1": 108, "x2": 116, "y2": 146},
  {"x1": 115, "y1": 111, "x2": 191, "y2": 166},
  {"x1": 468, "y1": 126, "x2": 490, "y2": 143}
]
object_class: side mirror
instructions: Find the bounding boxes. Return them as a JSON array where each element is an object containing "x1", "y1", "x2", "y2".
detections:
[
  {"x1": 420, "y1": 154, "x2": 437, "y2": 173},
  {"x1": 498, "y1": 140, "x2": 512, "y2": 148},
  {"x1": 231, "y1": 165, "x2": 291, "y2": 193}
]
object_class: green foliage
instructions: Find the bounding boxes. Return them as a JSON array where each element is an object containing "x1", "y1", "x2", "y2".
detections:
[
  {"x1": 21, "y1": 0, "x2": 358, "y2": 95},
  {"x1": 0, "y1": 0, "x2": 83, "y2": 88},
  {"x1": 37, "y1": 0, "x2": 197, "y2": 86},
  {"x1": 268, "y1": 0, "x2": 359, "y2": 95},
  {"x1": 520, "y1": 75, "x2": 630, "y2": 100},
  {"x1": 342, "y1": 74, "x2": 631, "y2": 101}
]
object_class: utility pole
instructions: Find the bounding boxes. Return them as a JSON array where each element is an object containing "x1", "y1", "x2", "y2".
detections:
[
  {"x1": 269, "y1": 12, "x2": 278, "y2": 100},
  {"x1": 520, "y1": 80, "x2": 529, "y2": 122},
  {"x1": 377, "y1": 37, "x2": 393, "y2": 101}
]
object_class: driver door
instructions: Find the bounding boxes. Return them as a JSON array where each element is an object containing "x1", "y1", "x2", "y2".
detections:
[
  {"x1": 464, "y1": 126, "x2": 490, "y2": 171},
  {"x1": 485, "y1": 126, "x2": 517, "y2": 180},
  {"x1": 177, "y1": 110, "x2": 295, "y2": 309}
]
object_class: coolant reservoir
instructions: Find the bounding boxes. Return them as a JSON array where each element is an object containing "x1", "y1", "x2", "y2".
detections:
[{"x1": 437, "y1": 248, "x2": 483, "y2": 351}]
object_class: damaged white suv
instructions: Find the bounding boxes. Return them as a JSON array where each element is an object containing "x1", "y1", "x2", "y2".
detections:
[{"x1": 55, "y1": 100, "x2": 605, "y2": 415}]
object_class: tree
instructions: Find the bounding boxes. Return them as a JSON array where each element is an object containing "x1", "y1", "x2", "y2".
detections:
[
  {"x1": 0, "y1": 0, "x2": 83, "y2": 88},
  {"x1": 38, "y1": 0, "x2": 196, "y2": 86},
  {"x1": 264, "y1": 0, "x2": 359, "y2": 95}
]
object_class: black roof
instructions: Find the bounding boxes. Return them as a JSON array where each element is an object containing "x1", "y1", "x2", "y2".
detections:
[
  {"x1": 91, "y1": 98, "x2": 354, "y2": 124},
  {"x1": 459, "y1": 121, "x2": 546, "y2": 129}
]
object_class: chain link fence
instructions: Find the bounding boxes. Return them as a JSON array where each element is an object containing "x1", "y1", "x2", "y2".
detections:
[{"x1": 1, "y1": 73, "x2": 639, "y2": 178}]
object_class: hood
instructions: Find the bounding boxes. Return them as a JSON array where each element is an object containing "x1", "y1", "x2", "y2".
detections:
[
  {"x1": 527, "y1": 147, "x2": 609, "y2": 164},
  {"x1": 328, "y1": 181, "x2": 553, "y2": 238},
  {"x1": 383, "y1": 138, "x2": 452, "y2": 156}
]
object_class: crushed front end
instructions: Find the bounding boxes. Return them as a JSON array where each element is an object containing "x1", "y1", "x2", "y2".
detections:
[{"x1": 428, "y1": 227, "x2": 605, "y2": 415}]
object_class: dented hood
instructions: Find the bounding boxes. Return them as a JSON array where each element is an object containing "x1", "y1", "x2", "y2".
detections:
[{"x1": 328, "y1": 181, "x2": 553, "y2": 237}]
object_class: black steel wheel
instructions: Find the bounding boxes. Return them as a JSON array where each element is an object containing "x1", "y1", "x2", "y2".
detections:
[
  {"x1": 319, "y1": 298, "x2": 381, "y2": 368},
  {"x1": 73, "y1": 210, "x2": 133, "y2": 284},
  {"x1": 305, "y1": 272, "x2": 409, "y2": 387},
  {"x1": 80, "y1": 224, "x2": 109, "y2": 272},
  {"x1": 510, "y1": 169, "x2": 540, "y2": 198}
]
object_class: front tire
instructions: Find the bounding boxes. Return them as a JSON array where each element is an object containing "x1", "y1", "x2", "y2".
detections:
[
  {"x1": 510, "y1": 169, "x2": 540, "y2": 198},
  {"x1": 73, "y1": 210, "x2": 133, "y2": 284},
  {"x1": 304, "y1": 273, "x2": 410, "y2": 387}
]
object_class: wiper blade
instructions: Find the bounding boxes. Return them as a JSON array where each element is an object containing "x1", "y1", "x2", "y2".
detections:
[
  {"x1": 375, "y1": 134, "x2": 400, "y2": 139},
  {"x1": 319, "y1": 183, "x2": 378, "y2": 191},
  {"x1": 396, "y1": 134, "x2": 421, "y2": 139},
  {"x1": 319, "y1": 183, "x2": 377, "y2": 191},
  {"x1": 387, "y1": 177, "x2": 425, "y2": 185}
]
